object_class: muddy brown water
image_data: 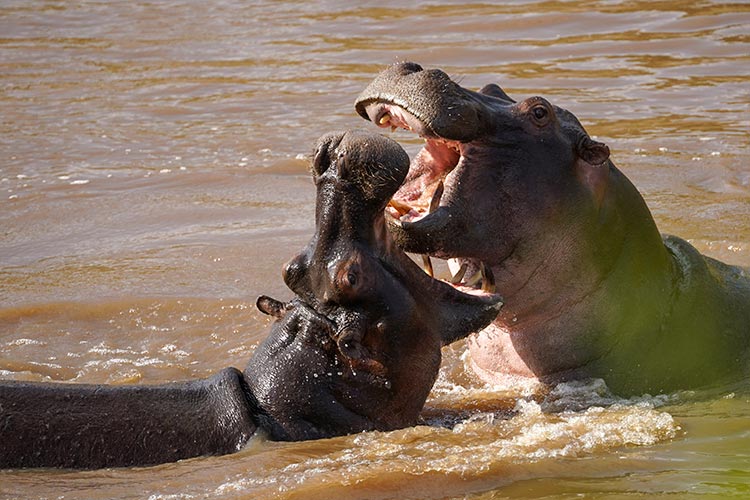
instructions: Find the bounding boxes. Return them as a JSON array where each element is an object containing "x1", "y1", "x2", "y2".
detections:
[{"x1": 1, "y1": 1, "x2": 749, "y2": 499}]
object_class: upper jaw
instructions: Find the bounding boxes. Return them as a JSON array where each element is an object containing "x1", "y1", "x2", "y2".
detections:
[
  {"x1": 358, "y1": 101, "x2": 463, "y2": 224},
  {"x1": 354, "y1": 61, "x2": 487, "y2": 143}
]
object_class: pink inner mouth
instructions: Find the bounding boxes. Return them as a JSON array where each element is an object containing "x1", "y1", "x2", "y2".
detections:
[
  {"x1": 372, "y1": 104, "x2": 462, "y2": 223},
  {"x1": 369, "y1": 103, "x2": 499, "y2": 295}
]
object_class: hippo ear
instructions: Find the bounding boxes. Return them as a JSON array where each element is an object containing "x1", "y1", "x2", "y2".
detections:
[
  {"x1": 577, "y1": 135, "x2": 610, "y2": 167},
  {"x1": 479, "y1": 84, "x2": 515, "y2": 103},
  {"x1": 575, "y1": 136, "x2": 611, "y2": 208},
  {"x1": 256, "y1": 295, "x2": 288, "y2": 319}
]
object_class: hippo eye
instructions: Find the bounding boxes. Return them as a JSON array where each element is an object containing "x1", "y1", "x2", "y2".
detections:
[
  {"x1": 532, "y1": 105, "x2": 548, "y2": 121},
  {"x1": 346, "y1": 272, "x2": 357, "y2": 287}
]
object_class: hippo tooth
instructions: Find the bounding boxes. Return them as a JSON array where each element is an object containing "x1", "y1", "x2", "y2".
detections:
[
  {"x1": 429, "y1": 179, "x2": 444, "y2": 214},
  {"x1": 447, "y1": 258, "x2": 462, "y2": 275},
  {"x1": 384, "y1": 210, "x2": 403, "y2": 227},
  {"x1": 464, "y1": 268, "x2": 482, "y2": 288},
  {"x1": 378, "y1": 113, "x2": 391, "y2": 126},
  {"x1": 388, "y1": 198, "x2": 413, "y2": 217},
  {"x1": 449, "y1": 262, "x2": 468, "y2": 285},
  {"x1": 422, "y1": 255, "x2": 434, "y2": 277},
  {"x1": 481, "y1": 262, "x2": 496, "y2": 293}
]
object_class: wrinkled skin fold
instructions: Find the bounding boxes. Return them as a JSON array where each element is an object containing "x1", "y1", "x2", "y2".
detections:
[
  {"x1": 356, "y1": 62, "x2": 750, "y2": 395},
  {"x1": 0, "y1": 130, "x2": 501, "y2": 469}
]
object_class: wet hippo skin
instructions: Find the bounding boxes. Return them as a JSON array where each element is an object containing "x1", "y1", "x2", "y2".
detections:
[
  {"x1": 356, "y1": 62, "x2": 750, "y2": 395},
  {"x1": 0, "y1": 368, "x2": 257, "y2": 469},
  {"x1": 0, "y1": 130, "x2": 501, "y2": 469},
  {"x1": 246, "y1": 130, "x2": 502, "y2": 441}
]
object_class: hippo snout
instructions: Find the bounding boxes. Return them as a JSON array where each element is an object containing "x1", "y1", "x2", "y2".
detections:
[{"x1": 312, "y1": 129, "x2": 410, "y2": 206}]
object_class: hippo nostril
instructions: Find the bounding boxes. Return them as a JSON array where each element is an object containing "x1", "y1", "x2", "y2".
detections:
[
  {"x1": 311, "y1": 132, "x2": 346, "y2": 177},
  {"x1": 283, "y1": 254, "x2": 308, "y2": 294},
  {"x1": 398, "y1": 61, "x2": 424, "y2": 75},
  {"x1": 311, "y1": 145, "x2": 330, "y2": 177}
]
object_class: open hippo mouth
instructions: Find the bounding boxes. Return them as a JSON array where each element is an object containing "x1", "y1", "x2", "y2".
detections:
[
  {"x1": 354, "y1": 62, "x2": 511, "y2": 283},
  {"x1": 359, "y1": 102, "x2": 461, "y2": 223},
  {"x1": 284, "y1": 128, "x2": 502, "y2": 307},
  {"x1": 246, "y1": 129, "x2": 502, "y2": 441},
  {"x1": 354, "y1": 63, "x2": 470, "y2": 224}
]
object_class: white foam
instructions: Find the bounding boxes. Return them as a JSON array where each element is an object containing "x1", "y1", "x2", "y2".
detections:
[{"x1": 8, "y1": 338, "x2": 46, "y2": 346}]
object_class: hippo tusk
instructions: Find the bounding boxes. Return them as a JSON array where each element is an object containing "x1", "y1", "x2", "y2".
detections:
[
  {"x1": 421, "y1": 255, "x2": 434, "y2": 277},
  {"x1": 449, "y1": 262, "x2": 468, "y2": 284},
  {"x1": 429, "y1": 179, "x2": 444, "y2": 214},
  {"x1": 464, "y1": 268, "x2": 482, "y2": 288},
  {"x1": 387, "y1": 198, "x2": 413, "y2": 217},
  {"x1": 481, "y1": 262, "x2": 496, "y2": 293}
]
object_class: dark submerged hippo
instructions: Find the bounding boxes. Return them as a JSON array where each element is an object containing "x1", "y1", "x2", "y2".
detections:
[
  {"x1": 0, "y1": 368, "x2": 257, "y2": 469},
  {"x1": 355, "y1": 62, "x2": 750, "y2": 395},
  {"x1": 0, "y1": 130, "x2": 501, "y2": 469},
  {"x1": 249, "y1": 130, "x2": 502, "y2": 440}
]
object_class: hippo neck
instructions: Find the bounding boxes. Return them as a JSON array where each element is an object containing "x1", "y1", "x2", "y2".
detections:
[{"x1": 487, "y1": 161, "x2": 676, "y2": 376}]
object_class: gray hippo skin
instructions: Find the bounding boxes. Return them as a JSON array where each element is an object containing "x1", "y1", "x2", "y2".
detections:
[
  {"x1": 0, "y1": 368, "x2": 257, "y2": 469},
  {"x1": 356, "y1": 62, "x2": 750, "y2": 395},
  {"x1": 0, "y1": 130, "x2": 501, "y2": 469}
]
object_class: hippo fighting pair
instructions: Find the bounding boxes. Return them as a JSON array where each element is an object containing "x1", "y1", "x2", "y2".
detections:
[{"x1": 1, "y1": 62, "x2": 748, "y2": 469}]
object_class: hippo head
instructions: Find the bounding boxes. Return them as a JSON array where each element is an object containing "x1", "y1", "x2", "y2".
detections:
[
  {"x1": 354, "y1": 63, "x2": 613, "y2": 297},
  {"x1": 245, "y1": 130, "x2": 502, "y2": 441}
]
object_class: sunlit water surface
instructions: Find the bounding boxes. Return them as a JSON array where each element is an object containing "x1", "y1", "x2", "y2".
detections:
[{"x1": 1, "y1": 1, "x2": 749, "y2": 499}]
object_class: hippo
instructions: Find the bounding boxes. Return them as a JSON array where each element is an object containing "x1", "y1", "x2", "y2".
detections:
[
  {"x1": 248, "y1": 130, "x2": 502, "y2": 441},
  {"x1": 0, "y1": 130, "x2": 501, "y2": 469},
  {"x1": 355, "y1": 62, "x2": 750, "y2": 396}
]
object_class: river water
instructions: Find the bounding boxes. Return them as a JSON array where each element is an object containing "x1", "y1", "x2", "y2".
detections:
[{"x1": 1, "y1": 1, "x2": 749, "y2": 498}]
